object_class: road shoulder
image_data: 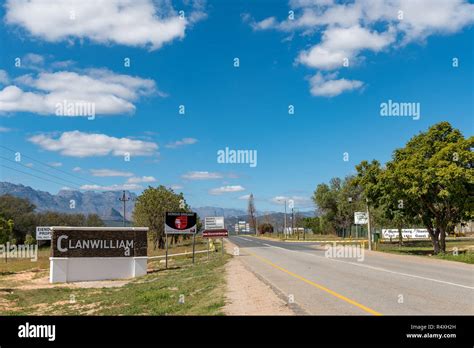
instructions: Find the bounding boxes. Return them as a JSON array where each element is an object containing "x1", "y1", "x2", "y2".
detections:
[{"x1": 223, "y1": 240, "x2": 295, "y2": 315}]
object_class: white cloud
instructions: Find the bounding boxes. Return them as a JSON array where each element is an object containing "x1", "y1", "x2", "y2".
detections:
[
  {"x1": 182, "y1": 171, "x2": 223, "y2": 180},
  {"x1": 238, "y1": 194, "x2": 251, "y2": 200},
  {"x1": 246, "y1": 15, "x2": 278, "y2": 31},
  {"x1": 0, "y1": 126, "x2": 12, "y2": 132},
  {"x1": 395, "y1": 0, "x2": 474, "y2": 43},
  {"x1": 28, "y1": 130, "x2": 158, "y2": 157},
  {"x1": 48, "y1": 162, "x2": 62, "y2": 167},
  {"x1": 170, "y1": 184, "x2": 183, "y2": 190},
  {"x1": 72, "y1": 167, "x2": 82, "y2": 172},
  {"x1": 309, "y1": 72, "x2": 363, "y2": 97},
  {"x1": 248, "y1": 0, "x2": 474, "y2": 96},
  {"x1": 21, "y1": 53, "x2": 45, "y2": 70},
  {"x1": 0, "y1": 68, "x2": 158, "y2": 116},
  {"x1": 80, "y1": 183, "x2": 142, "y2": 191},
  {"x1": 90, "y1": 169, "x2": 134, "y2": 177},
  {"x1": 209, "y1": 185, "x2": 245, "y2": 195},
  {"x1": 126, "y1": 176, "x2": 156, "y2": 184},
  {"x1": 5, "y1": 0, "x2": 206, "y2": 50},
  {"x1": 297, "y1": 25, "x2": 396, "y2": 70},
  {"x1": 165, "y1": 137, "x2": 198, "y2": 148}
]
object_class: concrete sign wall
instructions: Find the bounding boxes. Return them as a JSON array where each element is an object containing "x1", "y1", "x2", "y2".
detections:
[
  {"x1": 51, "y1": 229, "x2": 147, "y2": 258},
  {"x1": 49, "y1": 227, "x2": 148, "y2": 283}
]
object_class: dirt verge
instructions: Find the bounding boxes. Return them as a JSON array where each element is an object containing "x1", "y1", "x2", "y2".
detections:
[{"x1": 223, "y1": 240, "x2": 294, "y2": 315}]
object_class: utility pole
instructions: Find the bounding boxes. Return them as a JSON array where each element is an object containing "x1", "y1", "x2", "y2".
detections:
[
  {"x1": 283, "y1": 200, "x2": 287, "y2": 237},
  {"x1": 255, "y1": 215, "x2": 258, "y2": 236},
  {"x1": 119, "y1": 190, "x2": 131, "y2": 227},
  {"x1": 366, "y1": 198, "x2": 372, "y2": 251},
  {"x1": 292, "y1": 207, "x2": 295, "y2": 239}
]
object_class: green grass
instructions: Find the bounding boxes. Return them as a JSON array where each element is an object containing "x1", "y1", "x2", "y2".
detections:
[
  {"x1": 0, "y1": 253, "x2": 230, "y2": 315},
  {"x1": 257, "y1": 233, "x2": 364, "y2": 241},
  {"x1": 0, "y1": 247, "x2": 50, "y2": 275},
  {"x1": 376, "y1": 240, "x2": 474, "y2": 264},
  {"x1": 0, "y1": 238, "x2": 230, "y2": 315},
  {"x1": 0, "y1": 237, "x2": 214, "y2": 275},
  {"x1": 147, "y1": 236, "x2": 217, "y2": 257}
]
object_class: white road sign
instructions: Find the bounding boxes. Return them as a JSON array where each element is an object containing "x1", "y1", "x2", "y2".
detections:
[
  {"x1": 382, "y1": 229, "x2": 429, "y2": 239},
  {"x1": 36, "y1": 226, "x2": 52, "y2": 240},
  {"x1": 354, "y1": 212, "x2": 368, "y2": 225},
  {"x1": 205, "y1": 216, "x2": 225, "y2": 230}
]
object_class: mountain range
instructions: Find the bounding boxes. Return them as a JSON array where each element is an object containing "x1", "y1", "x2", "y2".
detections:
[{"x1": 0, "y1": 182, "x2": 314, "y2": 227}]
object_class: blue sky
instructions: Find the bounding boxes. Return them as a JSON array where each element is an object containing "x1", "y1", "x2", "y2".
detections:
[{"x1": 0, "y1": 0, "x2": 473, "y2": 212}]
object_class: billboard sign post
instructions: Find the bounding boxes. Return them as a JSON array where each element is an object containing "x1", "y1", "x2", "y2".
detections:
[
  {"x1": 164, "y1": 212, "x2": 197, "y2": 268},
  {"x1": 202, "y1": 216, "x2": 227, "y2": 256}
]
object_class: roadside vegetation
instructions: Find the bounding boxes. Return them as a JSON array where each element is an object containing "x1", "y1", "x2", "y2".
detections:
[
  {"x1": 0, "y1": 194, "x2": 104, "y2": 245},
  {"x1": 305, "y1": 122, "x2": 472, "y2": 255},
  {"x1": 0, "y1": 241, "x2": 230, "y2": 315},
  {"x1": 377, "y1": 239, "x2": 474, "y2": 264}
]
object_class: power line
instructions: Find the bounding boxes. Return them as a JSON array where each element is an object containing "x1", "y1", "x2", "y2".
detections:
[
  {"x1": 0, "y1": 164, "x2": 85, "y2": 190},
  {"x1": 0, "y1": 144, "x2": 102, "y2": 186},
  {"x1": 0, "y1": 155, "x2": 83, "y2": 189}
]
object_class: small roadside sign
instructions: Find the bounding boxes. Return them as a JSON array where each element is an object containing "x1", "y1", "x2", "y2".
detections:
[
  {"x1": 36, "y1": 226, "x2": 52, "y2": 240},
  {"x1": 204, "y1": 216, "x2": 224, "y2": 230},
  {"x1": 202, "y1": 229, "x2": 228, "y2": 238},
  {"x1": 354, "y1": 212, "x2": 368, "y2": 225}
]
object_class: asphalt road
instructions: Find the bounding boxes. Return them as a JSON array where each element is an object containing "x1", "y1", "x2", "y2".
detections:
[{"x1": 228, "y1": 235, "x2": 474, "y2": 315}]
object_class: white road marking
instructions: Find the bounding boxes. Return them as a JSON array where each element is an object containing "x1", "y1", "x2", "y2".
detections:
[
  {"x1": 241, "y1": 238, "x2": 474, "y2": 290},
  {"x1": 235, "y1": 236, "x2": 254, "y2": 242},
  {"x1": 319, "y1": 255, "x2": 474, "y2": 290}
]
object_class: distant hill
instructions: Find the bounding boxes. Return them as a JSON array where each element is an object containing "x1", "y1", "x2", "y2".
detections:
[
  {"x1": 193, "y1": 206, "x2": 246, "y2": 218},
  {"x1": 0, "y1": 182, "x2": 314, "y2": 228},
  {"x1": 0, "y1": 182, "x2": 135, "y2": 221}
]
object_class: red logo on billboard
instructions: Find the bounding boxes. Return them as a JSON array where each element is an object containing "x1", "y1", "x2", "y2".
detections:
[{"x1": 175, "y1": 215, "x2": 188, "y2": 229}]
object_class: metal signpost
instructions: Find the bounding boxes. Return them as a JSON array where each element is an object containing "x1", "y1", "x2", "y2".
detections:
[
  {"x1": 203, "y1": 216, "x2": 227, "y2": 257},
  {"x1": 354, "y1": 212, "x2": 369, "y2": 249},
  {"x1": 164, "y1": 212, "x2": 197, "y2": 268}
]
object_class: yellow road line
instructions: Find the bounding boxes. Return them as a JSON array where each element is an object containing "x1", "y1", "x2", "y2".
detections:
[{"x1": 247, "y1": 251, "x2": 382, "y2": 316}]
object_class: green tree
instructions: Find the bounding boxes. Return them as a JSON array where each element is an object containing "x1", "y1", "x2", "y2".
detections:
[
  {"x1": 35, "y1": 211, "x2": 105, "y2": 228},
  {"x1": 313, "y1": 179, "x2": 339, "y2": 234},
  {"x1": 247, "y1": 193, "x2": 257, "y2": 233},
  {"x1": 302, "y1": 216, "x2": 322, "y2": 234},
  {"x1": 0, "y1": 217, "x2": 14, "y2": 244},
  {"x1": 0, "y1": 195, "x2": 36, "y2": 243},
  {"x1": 258, "y1": 223, "x2": 274, "y2": 234},
  {"x1": 313, "y1": 176, "x2": 364, "y2": 236},
  {"x1": 381, "y1": 122, "x2": 473, "y2": 253},
  {"x1": 132, "y1": 186, "x2": 191, "y2": 249},
  {"x1": 85, "y1": 214, "x2": 105, "y2": 227}
]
